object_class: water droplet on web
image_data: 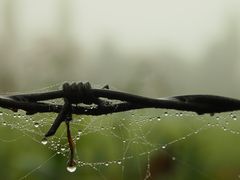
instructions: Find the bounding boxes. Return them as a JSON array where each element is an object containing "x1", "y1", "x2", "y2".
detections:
[
  {"x1": 157, "y1": 117, "x2": 161, "y2": 121},
  {"x1": 216, "y1": 116, "x2": 220, "y2": 120},
  {"x1": 162, "y1": 145, "x2": 166, "y2": 149},
  {"x1": 0, "y1": 112, "x2": 3, "y2": 116},
  {"x1": 117, "y1": 161, "x2": 122, "y2": 165},
  {"x1": 76, "y1": 135, "x2": 80, "y2": 140},
  {"x1": 232, "y1": 116, "x2": 237, "y2": 121},
  {"x1": 41, "y1": 137, "x2": 48, "y2": 145},
  {"x1": 164, "y1": 112, "x2": 168, "y2": 116},
  {"x1": 66, "y1": 165, "x2": 77, "y2": 173},
  {"x1": 105, "y1": 162, "x2": 109, "y2": 166},
  {"x1": 77, "y1": 130, "x2": 82, "y2": 135},
  {"x1": 34, "y1": 122, "x2": 39, "y2": 128},
  {"x1": 2, "y1": 122, "x2": 7, "y2": 126}
]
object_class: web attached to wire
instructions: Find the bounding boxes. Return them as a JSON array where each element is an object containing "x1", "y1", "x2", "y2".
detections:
[{"x1": 0, "y1": 84, "x2": 240, "y2": 179}]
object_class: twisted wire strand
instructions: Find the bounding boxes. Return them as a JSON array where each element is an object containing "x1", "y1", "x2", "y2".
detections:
[{"x1": 0, "y1": 82, "x2": 240, "y2": 137}]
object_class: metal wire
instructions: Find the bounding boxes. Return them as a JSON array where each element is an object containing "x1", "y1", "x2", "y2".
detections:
[{"x1": 1, "y1": 82, "x2": 240, "y2": 137}]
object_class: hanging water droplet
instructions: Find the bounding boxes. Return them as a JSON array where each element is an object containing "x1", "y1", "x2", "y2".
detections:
[
  {"x1": 157, "y1": 117, "x2": 161, "y2": 121},
  {"x1": 216, "y1": 116, "x2": 220, "y2": 120},
  {"x1": 34, "y1": 122, "x2": 39, "y2": 128},
  {"x1": 61, "y1": 147, "x2": 66, "y2": 151},
  {"x1": 162, "y1": 145, "x2": 166, "y2": 149},
  {"x1": 164, "y1": 112, "x2": 168, "y2": 116},
  {"x1": 66, "y1": 165, "x2": 77, "y2": 173},
  {"x1": 2, "y1": 122, "x2": 6, "y2": 126},
  {"x1": 179, "y1": 112, "x2": 183, "y2": 116},
  {"x1": 172, "y1": 157, "x2": 176, "y2": 161},
  {"x1": 0, "y1": 112, "x2": 3, "y2": 116},
  {"x1": 232, "y1": 116, "x2": 237, "y2": 121},
  {"x1": 117, "y1": 161, "x2": 122, "y2": 165},
  {"x1": 41, "y1": 137, "x2": 48, "y2": 145}
]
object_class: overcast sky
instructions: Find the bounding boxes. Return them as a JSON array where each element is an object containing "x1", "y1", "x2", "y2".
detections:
[{"x1": 1, "y1": 0, "x2": 240, "y2": 58}]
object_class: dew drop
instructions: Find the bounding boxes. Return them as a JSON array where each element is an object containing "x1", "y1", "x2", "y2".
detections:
[
  {"x1": 2, "y1": 122, "x2": 6, "y2": 126},
  {"x1": 172, "y1": 157, "x2": 176, "y2": 161},
  {"x1": 34, "y1": 122, "x2": 39, "y2": 128},
  {"x1": 67, "y1": 165, "x2": 77, "y2": 173},
  {"x1": 164, "y1": 112, "x2": 168, "y2": 116},
  {"x1": 157, "y1": 117, "x2": 161, "y2": 121},
  {"x1": 0, "y1": 112, "x2": 3, "y2": 116},
  {"x1": 162, "y1": 145, "x2": 166, "y2": 149},
  {"x1": 41, "y1": 137, "x2": 48, "y2": 145},
  {"x1": 76, "y1": 135, "x2": 80, "y2": 140},
  {"x1": 179, "y1": 112, "x2": 183, "y2": 116},
  {"x1": 105, "y1": 163, "x2": 109, "y2": 166},
  {"x1": 232, "y1": 116, "x2": 237, "y2": 121},
  {"x1": 117, "y1": 161, "x2": 122, "y2": 165},
  {"x1": 216, "y1": 116, "x2": 220, "y2": 120},
  {"x1": 77, "y1": 130, "x2": 82, "y2": 135}
]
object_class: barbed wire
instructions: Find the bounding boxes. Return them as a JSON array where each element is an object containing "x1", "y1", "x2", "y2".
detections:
[
  {"x1": 1, "y1": 82, "x2": 240, "y2": 137},
  {"x1": 1, "y1": 82, "x2": 240, "y2": 169}
]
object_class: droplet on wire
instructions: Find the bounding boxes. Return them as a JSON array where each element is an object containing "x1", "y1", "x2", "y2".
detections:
[
  {"x1": 67, "y1": 160, "x2": 77, "y2": 173},
  {"x1": 66, "y1": 165, "x2": 77, "y2": 173}
]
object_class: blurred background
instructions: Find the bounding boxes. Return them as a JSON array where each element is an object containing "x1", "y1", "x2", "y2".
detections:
[{"x1": 0, "y1": 0, "x2": 240, "y2": 179}]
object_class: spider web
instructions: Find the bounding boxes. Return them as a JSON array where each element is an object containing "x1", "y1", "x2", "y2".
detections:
[{"x1": 0, "y1": 84, "x2": 240, "y2": 179}]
